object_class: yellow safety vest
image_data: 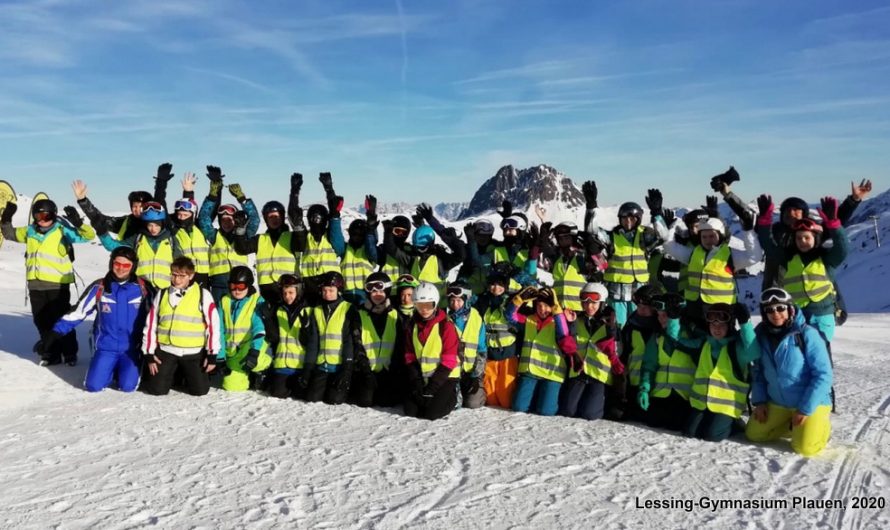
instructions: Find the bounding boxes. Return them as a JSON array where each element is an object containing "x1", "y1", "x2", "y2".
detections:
[
  {"x1": 175, "y1": 228, "x2": 210, "y2": 274},
  {"x1": 604, "y1": 228, "x2": 650, "y2": 284},
  {"x1": 483, "y1": 305, "x2": 517, "y2": 350},
  {"x1": 342, "y1": 245, "x2": 375, "y2": 291},
  {"x1": 552, "y1": 255, "x2": 585, "y2": 311},
  {"x1": 685, "y1": 244, "x2": 736, "y2": 304},
  {"x1": 651, "y1": 336, "x2": 696, "y2": 400},
  {"x1": 256, "y1": 232, "x2": 297, "y2": 286},
  {"x1": 625, "y1": 329, "x2": 647, "y2": 387},
  {"x1": 359, "y1": 310, "x2": 398, "y2": 372},
  {"x1": 136, "y1": 235, "x2": 173, "y2": 289},
  {"x1": 689, "y1": 342, "x2": 749, "y2": 419},
  {"x1": 301, "y1": 234, "x2": 339, "y2": 278},
  {"x1": 221, "y1": 293, "x2": 268, "y2": 360},
  {"x1": 783, "y1": 255, "x2": 835, "y2": 307},
  {"x1": 571, "y1": 322, "x2": 612, "y2": 384},
  {"x1": 380, "y1": 254, "x2": 407, "y2": 281},
  {"x1": 273, "y1": 306, "x2": 311, "y2": 370},
  {"x1": 156, "y1": 284, "x2": 206, "y2": 349},
  {"x1": 209, "y1": 232, "x2": 248, "y2": 277},
  {"x1": 412, "y1": 321, "x2": 461, "y2": 379},
  {"x1": 314, "y1": 301, "x2": 351, "y2": 366},
  {"x1": 468, "y1": 246, "x2": 526, "y2": 293},
  {"x1": 411, "y1": 254, "x2": 442, "y2": 292},
  {"x1": 24, "y1": 226, "x2": 74, "y2": 284},
  {"x1": 518, "y1": 318, "x2": 567, "y2": 383},
  {"x1": 456, "y1": 308, "x2": 484, "y2": 373}
]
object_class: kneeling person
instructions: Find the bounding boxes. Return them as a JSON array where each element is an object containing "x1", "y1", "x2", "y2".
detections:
[{"x1": 219, "y1": 266, "x2": 272, "y2": 391}]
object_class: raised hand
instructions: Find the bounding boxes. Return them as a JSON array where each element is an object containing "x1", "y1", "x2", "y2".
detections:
[
  {"x1": 206, "y1": 165, "x2": 224, "y2": 182},
  {"x1": 851, "y1": 179, "x2": 873, "y2": 202},
  {"x1": 582, "y1": 180, "x2": 598, "y2": 209},
  {"x1": 645, "y1": 188, "x2": 663, "y2": 215},
  {"x1": 182, "y1": 172, "x2": 197, "y2": 192},
  {"x1": 71, "y1": 180, "x2": 88, "y2": 201},
  {"x1": 156, "y1": 163, "x2": 174, "y2": 182},
  {"x1": 756, "y1": 194, "x2": 774, "y2": 226},
  {"x1": 62, "y1": 206, "x2": 83, "y2": 228}
]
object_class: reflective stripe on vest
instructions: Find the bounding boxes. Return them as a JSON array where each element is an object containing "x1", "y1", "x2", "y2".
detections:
[
  {"x1": 604, "y1": 228, "x2": 650, "y2": 284},
  {"x1": 342, "y1": 245, "x2": 375, "y2": 291},
  {"x1": 651, "y1": 336, "x2": 696, "y2": 400},
  {"x1": 688, "y1": 342, "x2": 748, "y2": 419},
  {"x1": 314, "y1": 301, "x2": 351, "y2": 366},
  {"x1": 359, "y1": 310, "x2": 397, "y2": 372},
  {"x1": 300, "y1": 234, "x2": 339, "y2": 278},
  {"x1": 484, "y1": 305, "x2": 517, "y2": 349},
  {"x1": 571, "y1": 322, "x2": 612, "y2": 384},
  {"x1": 25, "y1": 226, "x2": 73, "y2": 284},
  {"x1": 553, "y1": 255, "x2": 586, "y2": 311},
  {"x1": 380, "y1": 254, "x2": 407, "y2": 280},
  {"x1": 136, "y1": 236, "x2": 173, "y2": 289},
  {"x1": 157, "y1": 284, "x2": 205, "y2": 348},
  {"x1": 468, "y1": 246, "x2": 526, "y2": 294},
  {"x1": 783, "y1": 254, "x2": 834, "y2": 307},
  {"x1": 221, "y1": 293, "x2": 266, "y2": 359},
  {"x1": 413, "y1": 321, "x2": 461, "y2": 379},
  {"x1": 518, "y1": 318, "x2": 566, "y2": 383},
  {"x1": 209, "y1": 232, "x2": 249, "y2": 276},
  {"x1": 456, "y1": 308, "x2": 483, "y2": 373},
  {"x1": 176, "y1": 228, "x2": 210, "y2": 274},
  {"x1": 626, "y1": 329, "x2": 647, "y2": 387},
  {"x1": 685, "y1": 244, "x2": 736, "y2": 304},
  {"x1": 273, "y1": 306, "x2": 309, "y2": 370},
  {"x1": 256, "y1": 232, "x2": 297, "y2": 285}
]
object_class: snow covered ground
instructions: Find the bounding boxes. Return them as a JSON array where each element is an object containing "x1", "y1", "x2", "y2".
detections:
[{"x1": 2, "y1": 209, "x2": 889, "y2": 529}]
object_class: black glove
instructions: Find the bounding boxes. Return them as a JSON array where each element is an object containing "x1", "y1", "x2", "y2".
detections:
[
  {"x1": 443, "y1": 227, "x2": 458, "y2": 240},
  {"x1": 580, "y1": 231, "x2": 605, "y2": 255},
  {"x1": 318, "y1": 172, "x2": 333, "y2": 192},
  {"x1": 820, "y1": 196, "x2": 839, "y2": 221},
  {"x1": 206, "y1": 165, "x2": 224, "y2": 183},
  {"x1": 582, "y1": 180, "x2": 598, "y2": 209},
  {"x1": 205, "y1": 354, "x2": 220, "y2": 371},
  {"x1": 497, "y1": 199, "x2": 513, "y2": 219},
  {"x1": 411, "y1": 213, "x2": 424, "y2": 228},
  {"x1": 571, "y1": 352, "x2": 584, "y2": 373},
  {"x1": 382, "y1": 219, "x2": 394, "y2": 236},
  {"x1": 416, "y1": 203, "x2": 434, "y2": 222},
  {"x1": 601, "y1": 305, "x2": 616, "y2": 321},
  {"x1": 732, "y1": 302, "x2": 751, "y2": 324},
  {"x1": 645, "y1": 189, "x2": 663, "y2": 217},
  {"x1": 709, "y1": 166, "x2": 740, "y2": 193},
  {"x1": 526, "y1": 223, "x2": 539, "y2": 247},
  {"x1": 296, "y1": 367, "x2": 313, "y2": 389},
  {"x1": 757, "y1": 194, "x2": 773, "y2": 219},
  {"x1": 156, "y1": 162, "x2": 174, "y2": 183},
  {"x1": 62, "y1": 206, "x2": 83, "y2": 228},
  {"x1": 233, "y1": 210, "x2": 248, "y2": 228},
  {"x1": 1, "y1": 202, "x2": 17, "y2": 223},
  {"x1": 704, "y1": 195, "x2": 719, "y2": 218},
  {"x1": 662, "y1": 208, "x2": 676, "y2": 227},
  {"x1": 365, "y1": 195, "x2": 377, "y2": 225},
  {"x1": 33, "y1": 331, "x2": 62, "y2": 355},
  {"x1": 241, "y1": 349, "x2": 260, "y2": 372},
  {"x1": 423, "y1": 364, "x2": 451, "y2": 398},
  {"x1": 663, "y1": 293, "x2": 685, "y2": 319},
  {"x1": 463, "y1": 222, "x2": 475, "y2": 240},
  {"x1": 327, "y1": 195, "x2": 343, "y2": 218},
  {"x1": 537, "y1": 222, "x2": 552, "y2": 246},
  {"x1": 290, "y1": 173, "x2": 303, "y2": 196},
  {"x1": 407, "y1": 364, "x2": 424, "y2": 399},
  {"x1": 356, "y1": 354, "x2": 372, "y2": 375},
  {"x1": 460, "y1": 373, "x2": 480, "y2": 395},
  {"x1": 337, "y1": 362, "x2": 353, "y2": 392}
]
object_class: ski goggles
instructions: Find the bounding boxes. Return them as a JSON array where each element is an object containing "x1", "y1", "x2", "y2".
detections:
[
  {"x1": 143, "y1": 201, "x2": 164, "y2": 213},
  {"x1": 228, "y1": 281, "x2": 249, "y2": 291},
  {"x1": 581, "y1": 292, "x2": 603, "y2": 303},
  {"x1": 364, "y1": 280, "x2": 392, "y2": 293},
  {"x1": 651, "y1": 298, "x2": 668, "y2": 311},
  {"x1": 500, "y1": 217, "x2": 523, "y2": 230},
  {"x1": 174, "y1": 199, "x2": 196, "y2": 213},
  {"x1": 761, "y1": 288, "x2": 792, "y2": 306},
  {"x1": 705, "y1": 310, "x2": 732, "y2": 323},
  {"x1": 33, "y1": 211, "x2": 55, "y2": 222},
  {"x1": 447, "y1": 286, "x2": 472, "y2": 299},
  {"x1": 391, "y1": 226, "x2": 409, "y2": 237},
  {"x1": 763, "y1": 304, "x2": 789, "y2": 315},
  {"x1": 217, "y1": 204, "x2": 237, "y2": 218},
  {"x1": 112, "y1": 260, "x2": 133, "y2": 270}
]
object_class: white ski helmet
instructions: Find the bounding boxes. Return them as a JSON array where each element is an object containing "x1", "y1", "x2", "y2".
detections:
[
  {"x1": 580, "y1": 282, "x2": 608, "y2": 302},
  {"x1": 414, "y1": 281, "x2": 440, "y2": 306},
  {"x1": 696, "y1": 217, "x2": 725, "y2": 235}
]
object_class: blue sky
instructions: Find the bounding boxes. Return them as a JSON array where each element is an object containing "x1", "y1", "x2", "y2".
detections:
[{"x1": 1, "y1": 0, "x2": 888, "y2": 211}]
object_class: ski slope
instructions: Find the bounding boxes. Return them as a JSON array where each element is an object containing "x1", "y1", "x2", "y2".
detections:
[{"x1": 1, "y1": 213, "x2": 889, "y2": 529}]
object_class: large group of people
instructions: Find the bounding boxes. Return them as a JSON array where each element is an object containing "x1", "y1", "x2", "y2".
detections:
[{"x1": 0, "y1": 164, "x2": 875, "y2": 457}]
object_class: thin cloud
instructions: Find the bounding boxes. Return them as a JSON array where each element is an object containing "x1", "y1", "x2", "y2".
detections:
[
  {"x1": 183, "y1": 67, "x2": 275, "y2": 94},
  {"x1": 453, "y1": 60, "x2": 581, "y2": 85}
]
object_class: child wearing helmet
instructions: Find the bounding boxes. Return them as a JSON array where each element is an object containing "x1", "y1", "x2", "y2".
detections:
[
  {"x1": 217, "y1": 266, "x2": 273, "y2": 392},
  {"x1": 507, "y1": 286, "x2": 578, "y2": 416},
  {"x1": 404, "y1": 281, "x2": 462, "y2": 420},
  {"x1": 473, "y1": 268, "x2": 522, "y2": 408},
  {"x1": 446, "y1": 280, "x2": 487, "y2": 409},
  {"x1": 351, "y1": 272, "x2": 405, "y2": 407},
  {"x1": 339, "y1": 196, "x2": 380, "y2": 305},
  {"x1": 559, "y1": 282, "x2": 621, "y2": 421},
  {"x1": 746, "y1": 288, "x2": 833, "y2": 457},
  {"x1": 298, "y1": 173, "x2": 349, "y2": 303},
  {"x1": 2, "y1": 197, "x2": 96, "y2": 366},
  {"x1": 305, "y1": 270, "x2": 357, "y2": 405},
  {"x1": 267, "y1": 274, "x2": 320, "y2": 400}
]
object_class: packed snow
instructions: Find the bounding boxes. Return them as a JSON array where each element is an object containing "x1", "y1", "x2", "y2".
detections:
[{"x1": 1, "y1": 197, "x2": 889, "y2": 529}]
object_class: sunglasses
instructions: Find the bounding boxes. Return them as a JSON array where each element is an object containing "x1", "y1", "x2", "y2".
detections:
[
  {"x1": 706, "y1": 311, "x2": 731, "y2": 323},
  {"x1": 217, "y1": 204, "x2": 237, "y2": 217},
  {"x1": 143, "y1": 202, "x2": 164, "y2": 213},
  {"x1": 392, "y1": 227, "x2": 409, "y2": 237},
  {"x1": 764, "y1": 304, "x2": 789, "y2": 315},
  {"x1": 34, "y1": 212, "x2": 55, "y2": 222},
  {"x1": 364, "y1": 280, "x2": 391, "y2": 293},
  {"x1": 112, "y1": 260, "x2": 133, "y2": 270},
  {"x1": 581, "y1": 292, "x2": 603, "y2": 303},
  {"x1": 174, "y1": 200, "x2": 196, "y2": 213},
  {"x1": 229, "y1": 282, "x2": 249, "y2": 291},
  {"x1": 447, "y1": 286, "x2": 471, "y2": 298}
]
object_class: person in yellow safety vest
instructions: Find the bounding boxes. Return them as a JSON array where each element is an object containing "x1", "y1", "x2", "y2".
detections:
[
  {"x1": 72, "y1": 179, "x2": 151, "y2": 241},
  {"x1": 473, "y1": 268, "x2": 522, "y2": 408},
  {"x1": 266, "y1": 274, "x2": 320, "y2": 400},
  {"x1": 350, "y1": 272, "x2": 405, "y2": 407},
  {"x1": 663, "y1": 215, "x2": 763, "y2": 322},
  {"x1": 445, "y1": 280, "x2": 487, "y2": 409},
  {"x1": 217, "y1": 266, "x2": 273, "y2": 392},
  {"x1": 507, "y1": 286, "x2": 578, "y2": 416},
  {"x1": 195, "y1": 165, "x2": 260, "y2": 303},
  {"x1": 141, "y1": 257, "x2": 222, "y2": 396},
  {"x1": 637, "y1": 293, "x2": 698, "y2": 432},
  {"x1": 297, "y1": 172, "x2": 345, "y2": 304},
  {"x1": 383, "y1": 203, "x2": 465, "y2": 305},
  {"x1": 672, "y1": 302, "x2": 760, "y2": 441},
  {"x1": 96, "y1": 201, "x2": 181, "y2": 294},
  {"x1": 559, "y1": 282, "x2": 624, "y2": 421},
  {"x1": 305, "y1": 271, "x2": 356, "y2": 405},
  {"x1": 611, "y1": 284, "x2": 664, "y2": 422},
  {"x1": 756, "y1": 196, "x2": 848, "y2": 345},
  {"x1": 652, "y1": 209, "x2": 710, "y2": 295},
  {"x1": 171, "y1": 196, "x2": 211, "y2": 288},
  {"x1": 340, "y1": 195, "x2": 380, "y2": 305},
  {"x1": 2, "y1": 198, "x2": 96, "y2": 366},
  {"x1": 233, "y1": 173, "x2": 306, "y2": 306},
  {"x1": 377, "y1": 215, "x2": 413, "y2": 280},
  {"x1": 461, "y1": 203, "x2": 538, "y2": 295},
  {"x1": 538, "y1": 220, "x2": 604, "y2": 313},
  {"x1": 403, "y1": 281, "x2": 462, "y2": 420},
  {"x1": 599, "y1": 192, "x2": 669, "y2": 327}
]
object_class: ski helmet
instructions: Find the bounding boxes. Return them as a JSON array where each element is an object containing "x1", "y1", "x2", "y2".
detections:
[
  {"x1": 618, "y1": 202, "x2": 644, "y2": 220},
  {"x1": 262, "y1": 201, "x2": 285, "y2": 218},
  {"x1": 632, "y1": 283, "x2": 664, "y2": 305},
  {"x1": 487, "y1": 262, "x2": 513, "y2": 287},
  {"x1": 760, "y1": 287, "x2": 795, "y2": 319},
  {"x1": 278, "y1": 274, "x2": 303, "y2": 292},
  {"x1": 682, "y1": 209, "x2": 709, "y2": 230},
  {"x1": 414, "y1": 281, "x2": 440, "y2": 306},
  {"x1": 364, "y1": 271, "x2": 393, "y2": 296},
  {"x1": 318, "y1": 271, "x2": 345, "y2": 292},
  {"x1": 307, "y1": 204, "x2": 329, "y2": 226},
  {"x1": 141, "y1": 203, "x2": 167, "y2": 223},
  {"x1": 580, "y1": 282, "x2": 608, "y2": 303},
  {"x1": 413, "y1": 225, "x2": 435, "y2": 248},
  {"x1": 780, "y1": 197, "x2": 808, "y2": 214},
  {"x1": 697, "y1": 217, "x2": 725, "y2": 235},
  {"x1": 501, "y1": 214, "x2": 528, "y2": 232},
  {"x1": 127, "y1": 191, "x2": 152, "y2": 205},
  {"x1": 474, "y1": 219, "x2": 495, "y2": 236},
  {"x1": 228, "y1": 265, "x2": 254, "y2": 286},
  {"x1": 705, "y1": 302, "x2": 734, "y2": 325},
  {"x1": 553, "y1": 222, "x2": 578, "y2": 237},
  {"x1": 348, "y1": 219, "x2": 369, "y2": 238},
  {"x1": 392, "y1": 215, "x2": 411, "y2": 231},
  {"x1": 446, "y1": 279, "x2": 473, "y2": 302},
  {"x1": 217, "y1": 204, "x2": 237, "y2": 221},
  {"x1": 32, "y1": 199, "x2": 58, "y2": 219},
  {"x1": 394, "y1": 274, "x2": 420, "y2": 291},
  {"x1": 792, "y1": 217, "x2": 823, "y2": 234}
]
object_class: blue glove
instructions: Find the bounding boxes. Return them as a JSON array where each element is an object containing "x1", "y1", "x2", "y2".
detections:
[{"x1": 637, "y1": 387, "x2": 650, "y2": 411}]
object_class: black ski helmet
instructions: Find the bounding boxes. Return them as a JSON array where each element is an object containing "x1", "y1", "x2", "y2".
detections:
[
  {"x1": 682, "y1": 209, "x2": 710, "y2": 230},
  {"x1": 364, "y1": 271, "x2": 393, "y2": 297},
  {"x1": 127, "y1": 191, "x2": 153, "y2": 205},
  {"x1": 228, "y1": 265, "x2": 254, "y2": 286},
  {"x1": 779, "y1": 197, "x2": 808, "y2": 215},
  {"x1": 32, "y1": 199, "x2": 58, "y2": 218},
  {"x1": 261, "y1": 201, "x2": 285, "y2": 218},
  {"x1": 392, "y1": 215, "x2": 411, "y2": 231},
  {"x1": 307, "y1": 204, "x2": 329, "y2": 227},
  {"x1": 348, "y1": 218, "x2": 369, "y2": 238},
  {"x1": 618, "y1": 202, "x2": 644, "y2": 220},
  {"x1": 319, "y1": 270, "x2": 345, "y2": 292},
  {"x1": 632, "y1": 283, "x2": 664, "y2": 305}
]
